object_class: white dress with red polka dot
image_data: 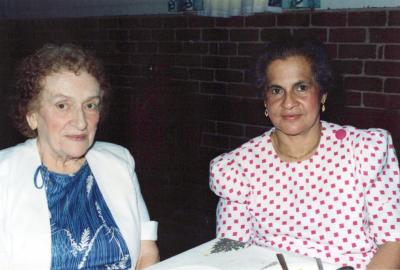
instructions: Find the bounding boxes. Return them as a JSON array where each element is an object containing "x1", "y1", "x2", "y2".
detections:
[{"x1": 209, "y1": 121, "x2": 400, "y2": 269}]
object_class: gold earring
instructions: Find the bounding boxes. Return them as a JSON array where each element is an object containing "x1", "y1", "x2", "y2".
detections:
[{"x1": 321, "y1": 103, "x2": 326, "y2": 112}]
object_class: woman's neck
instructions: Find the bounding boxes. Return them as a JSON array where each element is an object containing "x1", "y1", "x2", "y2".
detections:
[
  {"x1": 37, "y1": 142, "x2": 86, "y2": 174},
  {"x1": 272, "y1": 122, "x2": 322, "y2": 162}
]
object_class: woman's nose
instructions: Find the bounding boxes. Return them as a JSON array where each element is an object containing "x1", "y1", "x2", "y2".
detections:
[
  {"x1": 282, "y1": 91, "x2": 297, "y2": 109},
  {"x1": 73, "y1": 108, "x2": 88, "y2": 130}
]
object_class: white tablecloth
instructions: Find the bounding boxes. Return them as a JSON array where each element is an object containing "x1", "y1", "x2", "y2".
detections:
[{"x1": 146, "y1": 238, "x2": 344, "y2": 270}]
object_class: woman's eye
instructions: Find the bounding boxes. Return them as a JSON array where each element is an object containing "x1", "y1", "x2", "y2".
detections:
[
  {"x1": 297, "y1": 84, "x2": 308, "y2": 92},
  {"x1": 270, "y1": 87, "x2": 282, "y2": 95},
  {"x1": 56, "y1": 103, "x2": 68, "y2": 110},
  {"x1": 85, "y1": 103, "x2": 99, "y2": 111}
]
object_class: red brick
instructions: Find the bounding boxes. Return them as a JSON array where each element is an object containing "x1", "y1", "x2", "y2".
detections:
[
  {"x1": 130, "y1": 54, "x2": 153, "y2": 65},
  {"x1": 152, "y1": 29, "x2": 175, "y2": 41},
  {"x1": 209, "y1": 44, "x2": 218, "y2": 54},
  {"x1": 384, "y1": 78, "x2": 400, "y2": 93},
  {"x1": 388, "y1": 10, "x2": 400, "y2": 26},
  {"x1": 170, "y1": 67, "x2": 188, "y2": 80},
  {"x1": 182, "y1": 42, "x2": 208, "y2": 54},
  {"x1": 337, "y1": 108, "x2": 389, "y2": 130},
  {"x1": 203, "y1": 56, "x2": 229, "y2": 68},
  {"x1": 363, "y1": 93, "x2": 400, "y2": 110},
  {"x1": 137, "y1": 42, "x2": 158, "y2": 53},
  {"x1": 215, "y1": 70, "x2": 243, "y2": 83},
  {"x1": 119, "y1": 17, "x2": 140, "y2": 28},
  {"x1": 384, "y1": 45, "x2": 400, "y2": 59},
  {"x1": 76, "y1": 30, "x2": 107, "y2": 41},
  {"x1": 101, "y1": 53, "x2": 130, "y2": 65},
  {"x1": 325, "y1": 44, "x2": 338, "y2": 59},
  {"x1": 159, "y1": 42, "x2": 182, "y2": 54},
  {"x1": 260, "y1": 29, "x2": 291, "y2": 42},
  {"x1": 230, "y1": 137, "x2": 250, "y2": 149},
  {"x1": 175, "y1": 55, "x2": 202, "y2": 67},
  {"x1": 229, "y1": 56, "x2": 254, "y2": 70},
  {"x1": 203, "y1": 29, "x2": 229, "y2": 41},
  {"x1": 277, "y1": 13, "x2": 310, "y2": 26},
  {"x1": 230, "y1": 29, "x2": 259, "y2": 42},
  {"x1": 311, "y1": 12, "x2": 346, "y2": 26},
  {"x1": 387, "y1": 95, "x2": 400, "y2": 110},
  {"x1": 339, "y1": 108, "x2": 400, "y2": 153},
  {"x1": 176, "y1": 29, "x2": 201, "y2": 41},
  {"x1": 370, "y1": 29, "x2": 400, "y2": 43},
  {"x1": 117, "y1": 64, "x2": 142, "y2": 76},
  {"x1": 188, "y1": 16, "x2": 215, "y2": 28},
  {"x1": 216, "y1": 122, "x2": 245, "y2": 137},
  {"x1": 329, "y1": 28, "x2": 366, "y2": 43},
  {"x1": 202, "y1": 120, "x2": 216, "y2": 133},
  {"x1": 202, "y1": 133, "x2": 230, "y2": 149},
  {"x1": 365, "y1": 61, "x2": 400, "y2": 77},
  {"x1": 216, "y1": 16, "x2": 245, "y2": 27},
  {"x1": 244, "y1": 69, "x2": 254, "y2": 84},
  {"x1": 140, "y1": 17, "x2": 163, "y2": 28},
  {"x1": 246, "y1": 14, "x2": 275, "y2": 27},
  {"x1": 332, "y1": 60, "x2": 363, "y2": 75},
  {"x1": 363, "y1": 93, "x2": 386, "y2": 108},
  {"x1": 115, "y1": 42, "x2": 136, "y2": 53},
  {"x1": 189, "y1": 68, "x2": 214, "y2": 81},
  {"x1": 129, "y1": 29, "x2": 151, "y2": 41},
  {"x1": 344, "y1": 76, "x2": 382, "y2": 92},
  {"x1": 152, "y1": 54, "x2": 175, "y2": 66},
  {"x1": 293, "y1": 28, "x2": 328, "y2": 42},
  {"x1": 226, "y1": 83, "x2": 259, "y2": 98},
  {"x1": 245, "y1": 125, "x2": 272, "y2": 138},
  {"x1": 78, "y1": 18, "x2": 99, "y2": 29},
  {"x1": 214, "y1": 43, "x2": 238, "y2": 56},
  {"x1": 344, "y1": 91, "x2": 362, "y2": 106},
  {"x1": 200, "y1": 82, "x2": 227, "y2": 95},
  {"x1": 99, "y1": 18, "x2": 119, "y2": 28},
  {"x1": 170, "y1": 80, "x2": 199, "y2": 93},
  {"x1": 209, "y1": 96, "x2": 265, "y2": 125},
  {"x1": 238, "y1": 43, "x2": 265, "y2": 56},
  {"x1": 348, "y1": 11, "x2": 386, "y2": 26},
  {"x1": 163, "y1": 17, "x2": 188, "y2": 28},
  {"x1": 378, "y1": 45, "x2": 384, "y2": 59},
  {"x1": 338, "y1": 44, "x2": 376, "y2": 59}
]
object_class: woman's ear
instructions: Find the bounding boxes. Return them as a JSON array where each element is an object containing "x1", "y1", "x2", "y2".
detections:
[{"x1": 26, "y1": 112, "x2": 38, "y2": 131}]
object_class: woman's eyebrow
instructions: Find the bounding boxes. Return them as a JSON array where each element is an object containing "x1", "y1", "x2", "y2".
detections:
[{"x1": 267, "y1": 84, "x2": 283, "y2": 89}]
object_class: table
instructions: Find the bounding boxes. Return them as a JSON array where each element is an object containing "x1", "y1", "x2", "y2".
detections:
[{"x1": 146, "y1": 238, "x2": 345, "y2": 270}]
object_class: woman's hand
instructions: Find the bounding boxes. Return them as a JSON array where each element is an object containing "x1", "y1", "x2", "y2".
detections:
[
  {"x1": 367, "y1": 241, "x2": 400, "y2": 269},
  {"x1": 135, "y1": 240, "x2": 160, "y2": 270}
]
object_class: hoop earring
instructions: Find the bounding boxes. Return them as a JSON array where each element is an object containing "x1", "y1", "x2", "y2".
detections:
[
  {"x1": 264, "y1": 108, "x2": 269, "y2": 118},
  {"x1": 321, "y1": 103, "x2": 326, "y2": 112}
]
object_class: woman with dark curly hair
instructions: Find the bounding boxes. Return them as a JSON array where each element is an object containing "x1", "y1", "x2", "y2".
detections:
[
  {"x1": 0, "y1": 44, "x2": 159, "y2": 269},
  {"x1": 209, "y1": 36, "x2": 400, "y2": 269}
]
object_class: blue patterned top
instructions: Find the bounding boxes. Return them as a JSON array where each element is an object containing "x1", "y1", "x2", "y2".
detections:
[{"x1": 39, "y1": 162, "x2": 132, "y2": 270}]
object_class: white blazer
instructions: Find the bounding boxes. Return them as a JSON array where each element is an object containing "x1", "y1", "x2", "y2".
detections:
[{"x1": 0, "y1": 139, "x2": 157, "y2": 269}]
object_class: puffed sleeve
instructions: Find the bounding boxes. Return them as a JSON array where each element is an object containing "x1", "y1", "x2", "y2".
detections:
[
  {"x1": 124, "y1": 148, "x2": 158, "y2": 241},
  {"x1": 209, "y1": 152, "x2": 252, "y2": 243},
  {"x1": 355, "y1": 129, "x2": 400, "y2": 244}
]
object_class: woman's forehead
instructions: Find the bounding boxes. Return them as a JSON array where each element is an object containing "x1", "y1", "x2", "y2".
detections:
[
  {"x1": 266, "y1": 56, "x2": 313, "y2": 80},
  {"x1": 40, "y1": 70, "x2": 100, "y2": 99}
]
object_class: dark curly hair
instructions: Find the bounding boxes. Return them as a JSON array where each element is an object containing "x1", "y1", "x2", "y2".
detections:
[
  {"x1": 12, "y1": 43, "x2": 110, "y2": 138},
  {"x1": 255, "y1": 36, "x2": 335, "y2": 96}
]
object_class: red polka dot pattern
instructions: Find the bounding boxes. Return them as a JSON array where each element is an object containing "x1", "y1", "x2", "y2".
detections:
[{"x1": 209, "y1": 121, "x2": 400, "y2": 269}]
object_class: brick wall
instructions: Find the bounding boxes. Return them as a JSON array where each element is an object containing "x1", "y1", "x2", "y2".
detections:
[{"x1": 0, "y1": 8, "x2": 399, "y2": 259}]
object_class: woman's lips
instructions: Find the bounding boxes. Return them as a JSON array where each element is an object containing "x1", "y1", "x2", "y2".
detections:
[
  {"x1": 282, "y1": 114, "x2": 301, "y2": 120},
  {"x1": 66, "y1": 134, "x2": 87, "y2": 141}
]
